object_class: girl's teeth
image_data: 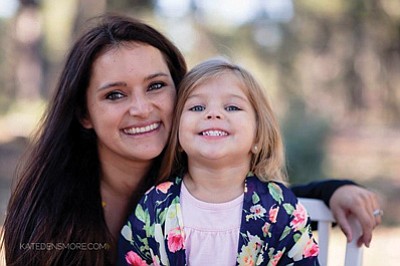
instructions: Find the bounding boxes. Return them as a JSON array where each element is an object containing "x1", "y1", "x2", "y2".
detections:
[{"x1": 202, "y1": 130, "x2": 228, "y2": 136}]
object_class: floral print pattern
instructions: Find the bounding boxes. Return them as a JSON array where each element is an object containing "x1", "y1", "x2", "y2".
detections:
[
  {"x1": 125, "y1": 251, "x2": 148, "y2": 266},
  {"x1": 166, "y1": 227, "x2": 185, "y2": 252},
  {"x1": 118, "y1": 175, "x2": 319, "y2": 265}
]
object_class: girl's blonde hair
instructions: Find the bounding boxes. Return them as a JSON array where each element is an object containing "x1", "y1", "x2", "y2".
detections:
[{"x1": 159, "y1": 58, "x2": 287, "y2": 183}]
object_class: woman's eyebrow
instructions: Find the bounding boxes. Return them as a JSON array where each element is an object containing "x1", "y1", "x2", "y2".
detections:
[
  {"x1": 98, "y1": 81, "x2": 127, "y2": 91},
  {"x1": 144, "y1": 72, "x2": 170, "y2": 81},
  {"x1": 97, "y1": 72, "x2": 169, "y2": 91}
]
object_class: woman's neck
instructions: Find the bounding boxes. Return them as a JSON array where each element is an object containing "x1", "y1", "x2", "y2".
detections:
[
  {"x1": 183, "y1": 163, "x2": 249, "y2": 203},
  {"x1": 99, "y1": 156, "x2": 152, "y2": 242}
]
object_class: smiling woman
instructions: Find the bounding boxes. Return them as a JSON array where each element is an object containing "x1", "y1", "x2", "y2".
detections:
[
  {"x1": 81, "y1": 43, "x2": 176, "y2": 163},
  {"x1": 1, "y1": 14, "x2": 187, "y2": 265}
]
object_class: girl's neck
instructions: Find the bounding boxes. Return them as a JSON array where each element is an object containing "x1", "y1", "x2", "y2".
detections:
[{"x1": 183, "y1": 164, "x2": 249, "y2": 203}]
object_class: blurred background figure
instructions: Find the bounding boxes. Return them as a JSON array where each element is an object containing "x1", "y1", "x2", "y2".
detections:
[{"x1": 0, "y1": 0, "x2": 399, "y2": 265}]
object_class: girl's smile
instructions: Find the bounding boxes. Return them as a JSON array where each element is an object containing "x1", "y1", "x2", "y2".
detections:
[{"x1": 199, "y1": 128, "x2": 229, "y2": 137}]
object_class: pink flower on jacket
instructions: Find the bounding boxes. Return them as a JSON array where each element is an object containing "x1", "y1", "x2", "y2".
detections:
[
  {"x1": 303, "y1": 239, "x2": 319, "y2": 258},
  {"x1": 262, "y1": 222, "x2": 271, "y2": 237},
  {"x1": 125, "y1": 251, "x2": 147, "y2": 266},
  {"x1": 167, "y1": 227, "x2": 185, "y2": 252},
  {"x1": 269, "y1": 206, "x2": 279, "y2": 223},
  {"x1": 152, "y1": 255, "x2": 161, "y2": 266},
  {"x1": 238, "y1": 255, "x2": 255, "y2": 266},
  {"x1": 250, "y1": 204, "x2": 267, "y2": 218},
  {"x1": 270, "y1": 250, "x2": 284, "y2": 266},
  {"x1": 156, "y1": 181, "x2": 173, "y2": 194},
  {"x1": 290, "y1": 203, "x2": 307, "y2": 231}
]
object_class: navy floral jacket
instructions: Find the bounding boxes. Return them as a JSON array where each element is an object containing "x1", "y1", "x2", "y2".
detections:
[{"x1": 118, "y1": 174, "x2": 320, "y2": 265}]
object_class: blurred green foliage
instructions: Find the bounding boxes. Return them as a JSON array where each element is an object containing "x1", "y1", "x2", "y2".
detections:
[
  {"x1": 0, "y1": 19, "x2": 14, "y2": 114},
  {"x1": 282, "y1": 100, "x2": 330, "y2": 184}
]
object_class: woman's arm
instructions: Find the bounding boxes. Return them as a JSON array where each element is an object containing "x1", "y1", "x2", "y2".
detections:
[
  {"x1": 290, "y1": 179, "x2": 356, "y2": 206},
  {"x1": 291, "y1": 180, "x2": 382, "y2": 247}
]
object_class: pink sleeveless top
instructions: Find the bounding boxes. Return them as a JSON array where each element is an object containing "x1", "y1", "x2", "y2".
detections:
[{"x1": 180, "y1": 182, "x2": 244, "y2": 265}]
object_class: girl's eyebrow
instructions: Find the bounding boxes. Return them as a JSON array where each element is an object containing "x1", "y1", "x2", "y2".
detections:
[
  {"x1": 97, "y1": 72, "x2": 170, "y2": 91},
  {"x1": 187, "y1": 92, "x2": 248, "y2": 102},
  {"x1": 230, "y1": 94, "x2": 248, "y2": 102}
]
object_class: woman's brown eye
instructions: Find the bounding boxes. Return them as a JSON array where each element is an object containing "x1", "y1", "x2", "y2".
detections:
[
  {"x1": 106, "y1": 91, "x2": 125, "y2": 100},
  {"x1": 148, "y1": 82, "x2": 166, "y2": 91}
]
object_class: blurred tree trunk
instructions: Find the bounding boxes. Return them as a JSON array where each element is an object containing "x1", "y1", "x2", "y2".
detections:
[
  {"x1": 40, "y1": 0, "x2": 106, "y2": 98},
  {"x1": 14, "y1": 0, "x2": 43, "y2": 100},
  {"x1": 342, "y1": 0, "x2": 365, "y2": 113},
  {"x1": 73, "y1": 0, "x2": 106, "y2": 33}
]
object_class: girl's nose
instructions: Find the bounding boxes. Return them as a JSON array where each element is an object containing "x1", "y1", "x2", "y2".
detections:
[{"x1": 205, "y1": 109, "x2": 223, "y2": 120}]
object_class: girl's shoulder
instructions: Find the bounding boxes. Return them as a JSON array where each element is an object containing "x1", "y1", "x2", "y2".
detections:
[
  {"x1": 247, "y1": 175, "x2": 298, "y2": 205},
  {"x1": 140, "y1": 176, "x2": 183, "y2": 203}
]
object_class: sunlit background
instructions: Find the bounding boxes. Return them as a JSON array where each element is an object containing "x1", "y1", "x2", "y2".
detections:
[{"x1": 0, "y1": 0, "x2": 399, "y2": 265}]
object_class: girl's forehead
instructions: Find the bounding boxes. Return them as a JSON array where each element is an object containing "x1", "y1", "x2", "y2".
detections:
[
  {"x1": 187, "y1": 76, "x2": 250, "y2": 102},
  {"x1": 192, "y1": 73, "x2": 248, "y2": 93}
]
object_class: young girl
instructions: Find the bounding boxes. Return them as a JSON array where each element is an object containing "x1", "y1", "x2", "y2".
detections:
[{"x1": 118, "y1": 58, "x2": 319, "y2": 265}]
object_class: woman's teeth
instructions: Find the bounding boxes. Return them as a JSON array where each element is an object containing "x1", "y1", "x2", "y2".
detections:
[{"x1": 123, "y1": 122, "x2": 160, "y2": 135}]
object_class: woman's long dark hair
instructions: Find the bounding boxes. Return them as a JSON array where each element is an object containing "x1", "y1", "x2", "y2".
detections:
[{"x1": 1, "y1": 14, "x2": 186, "y2": 265}]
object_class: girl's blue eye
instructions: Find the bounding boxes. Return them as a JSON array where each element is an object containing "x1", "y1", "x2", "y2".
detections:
[
  {"x1": 148, "y1": 82, "x2": 165, "y2": 91},
  {"x1": 189, "y1": 105, "x2": 205, "y2": 112},
  {"x1": 225, "y1": 105, "x2": 240, "y2": 111},
  {"x1": 106, "y1": 91, "x2": 125, "y2": 100}
]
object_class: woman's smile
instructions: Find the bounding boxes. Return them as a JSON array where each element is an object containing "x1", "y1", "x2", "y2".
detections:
[{"x1": 122, "y1": 121, "x2": 161, "y2": 135}]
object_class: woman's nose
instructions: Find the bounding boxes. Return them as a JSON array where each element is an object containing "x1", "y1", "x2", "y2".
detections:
[{"x1": 128, "y1": 94, "x2": 153, "y2": 117}]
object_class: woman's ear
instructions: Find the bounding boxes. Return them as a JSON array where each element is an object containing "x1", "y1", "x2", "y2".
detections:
[
  {"x1": 77, "y1": 109, "x2": 93, "y2": 129},
  {"x1": 178, "y1": 143, "x2": 184, "y2": 153},
  {"x1": 80, "y1": 116, "x2": 93, "y2": 129}
]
